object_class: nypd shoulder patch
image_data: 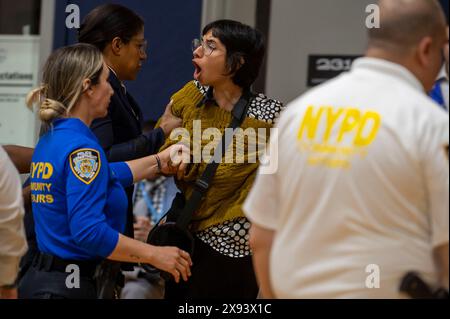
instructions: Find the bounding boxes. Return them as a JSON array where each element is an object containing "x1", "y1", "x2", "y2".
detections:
[{"x1": 69, "y1": 148, "x2": 101, "y2": 185}]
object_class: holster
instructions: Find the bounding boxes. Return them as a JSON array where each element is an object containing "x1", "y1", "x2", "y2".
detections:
[{"x1": 95, "y1": 260, "x2": 124, "y2": 299}]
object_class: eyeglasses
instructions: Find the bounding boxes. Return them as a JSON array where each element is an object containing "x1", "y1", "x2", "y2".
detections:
[
  {"x1": 192, "y1": 38, "x2": 216, "y2": 56},
  {"x1": 131, "y1": 39, "x2": 148, "y2": 55},
  {"x1": 138, "y1": 40, "x2": 148, "y2": 55}
]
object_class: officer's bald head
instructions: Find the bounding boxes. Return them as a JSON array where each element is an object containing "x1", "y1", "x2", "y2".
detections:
[{"x1": 368, "y1": 0, "x2": 446, "y2": 53}]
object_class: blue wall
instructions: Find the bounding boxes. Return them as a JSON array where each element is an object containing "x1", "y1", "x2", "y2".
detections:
[
  {"x1": 440, "y1": 0, "x2": 449, "y2": 22},
  {"x1": 53, "y1": 0, "x2": 202, "y2": 121}
]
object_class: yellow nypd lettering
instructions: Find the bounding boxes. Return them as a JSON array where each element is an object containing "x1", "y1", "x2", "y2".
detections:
[
  {"x1": 297, "y1": 106, "x2": 381, "y2": 146},
  {"x1": 30, "y1": 162, "x2": 54, "y2": 204},
  {"x1": 297, "y1": 105, "x2": 381, "y2": 169},
  {"x1": 353, "y1": 111, "x2": 381, "y2": 147},
  {"x1": 324, "y1": 107, "x2": 344, "y2": 142},
  {"x1": 31, "y1": 162, "x2": 39, "y2": 178},
  {"x1": 337, "y1": 108, "x2": 361, "y2": 143},
  {"x1": 30, "y1": 162, "x2": 54, "y2": 180},
  {"x1": 297, "y1": 105, "x2": 324, "y2": 141}
]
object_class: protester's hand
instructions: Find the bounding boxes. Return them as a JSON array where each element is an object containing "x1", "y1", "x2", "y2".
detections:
[
  {"x1": 159, "y1": 100, "x2": 182, "y2": 138},
  {"x1": 149, "y1": 246, "x2": 192, "y2": 283},
  {"x1": 0, "y1": 287, "x2": 18, "y2": 299},
  {"x1": 134, "y1": 216, "x2": 152, "y2": 242},
  {"x1": 157, "y1": 144, "x2": 190, "y2": 180}
]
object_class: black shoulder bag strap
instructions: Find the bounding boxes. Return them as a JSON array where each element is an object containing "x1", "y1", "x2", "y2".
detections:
[
  {"x1": 176, "y1": 89, "x2": 253, "y2": 229},
  {"x1": 143, "y1": 90, "x2": 253, "y2": 278}
]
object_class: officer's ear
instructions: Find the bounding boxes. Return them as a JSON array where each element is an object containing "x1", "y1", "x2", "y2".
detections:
[
  {"x1": 82, "y1": 79, "x2": 92, "y2": 95},
  {"x1": 110, "y1": 37, "x2": 123, "y2": 56},
  {"x1": 416, "y1": 36, "x2": 434, "y2": 67}
]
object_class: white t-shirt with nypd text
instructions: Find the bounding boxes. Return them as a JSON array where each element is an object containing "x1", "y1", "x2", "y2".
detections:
[{"x1": 244, "y1": 58, "x2": 449, "y2": 298}]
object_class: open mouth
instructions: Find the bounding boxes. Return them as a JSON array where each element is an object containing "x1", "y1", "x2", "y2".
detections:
[{"x1": 193, "y1": 61, "x2": 202, "y2": 80}]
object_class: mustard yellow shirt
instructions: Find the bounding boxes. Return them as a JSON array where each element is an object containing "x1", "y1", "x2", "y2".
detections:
[{"x1": 159, "y1": 80, "x2": 284, "y2": 232}]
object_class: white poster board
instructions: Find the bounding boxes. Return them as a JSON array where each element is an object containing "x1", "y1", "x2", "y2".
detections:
[{"x1": 0, "y1": 35, "x2": 40, "y2": 147}]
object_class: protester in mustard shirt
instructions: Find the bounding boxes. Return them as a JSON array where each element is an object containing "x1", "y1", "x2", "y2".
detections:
[{"x1": 158, "y1": 20, "x2": 284, "y2": 299}]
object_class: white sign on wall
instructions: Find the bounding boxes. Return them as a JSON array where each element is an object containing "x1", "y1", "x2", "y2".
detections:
[{"x1": 0, "y1": 35, "x2": 40, "y2": 147}]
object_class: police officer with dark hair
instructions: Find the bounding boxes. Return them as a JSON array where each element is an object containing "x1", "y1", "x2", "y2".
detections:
[{"x1": 78, "y1": 3, "x2": 182, "y2": 241}]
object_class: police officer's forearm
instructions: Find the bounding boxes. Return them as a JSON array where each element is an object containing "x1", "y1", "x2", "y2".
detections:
[
  {"x1": 107, "y1": 234, "x2": 193, "y2": 283},
  {"x1": 0, "y1": 287, "x2": 17, "y2": 299},
  {"x1": 434, "y1": 243, "x2": 449, "y2": 289},
  {"x1": 125, "y1": 144, "x2": 190, "y2": 182},
  {"x1": 106, "y1": 135, "x2": 154, "y2": 162},
  {"x1": 249, "y1": 224, "x2": 276, "y2": 299},
  {"x1": 107, "y1": 233, "x2": 155, "y2": 264},
  {"x1": 91, "y1": 115, "x2": 165, "y2": 162},
  {"x1": 125, "y1": 155, "x2": 159, "y2": 183},
  {"x1": 106, "y1": 129, "x2": 165, "y2": 162},
  {"x1": 2, "y1": 145, "x2": 34, "y2": 174}
]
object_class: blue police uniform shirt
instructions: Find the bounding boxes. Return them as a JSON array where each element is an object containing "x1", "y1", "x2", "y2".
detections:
[{"x1": 30, "y1": 118, "x2": 133, "y2": 261}]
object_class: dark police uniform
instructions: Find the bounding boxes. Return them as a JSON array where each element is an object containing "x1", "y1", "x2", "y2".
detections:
[
  {"x1": 18, "y1": 118, "x2": 133, "y2": 299},
  {"x1": 91, "y1": 70, "x2": 165, "y2": 239}
]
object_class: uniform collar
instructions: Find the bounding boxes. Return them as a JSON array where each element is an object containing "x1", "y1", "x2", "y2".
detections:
[
  {"x1": 196, "y1": 86, "x2": 251, "y2": 120},
  {"x1": 53, "y1": 118, "x2": 97, "y2": 140},
  {"x1": 436, "y1": 65, "x2": 448, "y2": 82},
  {"x1": 108, "y1": 66, "x2": 127, "y2": 94},
  {"x1": 352, "y1": 57, "x2": 424, "y2": 92}
]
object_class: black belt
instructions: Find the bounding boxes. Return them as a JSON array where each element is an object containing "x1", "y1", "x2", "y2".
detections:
[{"x1": 33, "y1": 252, "x2": 100, "y2": 278}]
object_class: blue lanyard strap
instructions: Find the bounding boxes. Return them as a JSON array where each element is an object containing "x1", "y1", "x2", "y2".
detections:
[
  {"x1": 430, "y1": 80, "x2": 445, "y2": 110},
  {"x1": 139, "y1": 182, "x2": 160, "y2": 223}
]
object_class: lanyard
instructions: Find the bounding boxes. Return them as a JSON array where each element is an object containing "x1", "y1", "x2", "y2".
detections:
[
  {"x1": 430, "y1": 80, "x2": 445, "y2": 110},
  {"x1": 139, "y1": 182, "x2": 162, "y2": 224}
]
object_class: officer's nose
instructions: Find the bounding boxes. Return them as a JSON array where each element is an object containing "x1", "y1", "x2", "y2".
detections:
[{"x1": 140, "y1": 50, "x2": 147, "y2": 61}]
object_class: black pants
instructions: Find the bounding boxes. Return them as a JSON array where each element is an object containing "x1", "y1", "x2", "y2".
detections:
[
  {"x1": 165, "y1": 236, "x2": 259, "y2": 299},
  {"x1": 18, "y1": 255, "x2": 97, "y2": 299},
  {"x1": 17, "y1": 246, "x2": 38, "y2": 284}
]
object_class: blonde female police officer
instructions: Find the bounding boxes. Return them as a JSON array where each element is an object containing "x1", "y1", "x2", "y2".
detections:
[{"x1": 18, "y1": 44, "x2": 192, "y2": 299}]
